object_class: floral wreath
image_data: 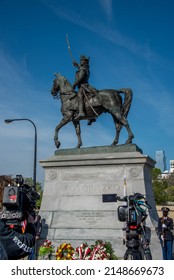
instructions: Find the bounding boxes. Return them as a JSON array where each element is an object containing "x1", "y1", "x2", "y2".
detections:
[
  {"x1": 73, "y1": 240, "x2": 118, "y2": 260},
  {"x1": 56, "y1": 243, "x2": 74, "y2": 260},
  {"x1": 38, "y1": 239, "x2": 55, "y2": 256}
]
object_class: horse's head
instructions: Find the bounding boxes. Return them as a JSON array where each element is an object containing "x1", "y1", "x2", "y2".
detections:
[
  {"x1": 51, "y1": 73, "x2": 73, "y2": 99},
  {"x1": 51, "y1": 73, "x2": 61, "y2": 98}
]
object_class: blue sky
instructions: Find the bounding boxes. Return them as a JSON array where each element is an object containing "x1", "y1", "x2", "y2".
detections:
[{"x1": 0, "y1": 0, "x2": 174, "y2": 184}]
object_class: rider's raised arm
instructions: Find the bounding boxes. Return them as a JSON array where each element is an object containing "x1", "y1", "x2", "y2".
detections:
[{"x1": 73, "y1": 61, "x2": 79, "y2": 68}]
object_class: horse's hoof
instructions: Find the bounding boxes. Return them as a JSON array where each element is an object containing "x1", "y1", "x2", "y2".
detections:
[
  {"x1": 55, "y1": 140, "x2": 61, "y2": 149},
  {"x1": 125, "y1": 138, "x2": 133, "y2": 144},
  {"x1": 125, "y1": 134, "x2": 134, "y2": 144},
  {"x1": 111, "y1": 141, "x2": 118, "y2": 146},
  {"x1": 76, "y1": 143, "x2": 82, "y2": 149}
]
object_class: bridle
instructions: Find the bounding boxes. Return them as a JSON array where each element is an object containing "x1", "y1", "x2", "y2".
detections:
[
  {"x1": 53, "y1": 91, "x2": 74, "y2": 100},
  {"x1": 51, "y1": 78, "x2": 74, "y2": 99}
]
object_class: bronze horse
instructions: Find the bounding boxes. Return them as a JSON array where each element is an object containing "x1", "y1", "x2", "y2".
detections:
[{"x1": 51, "y1": 73, "x2": 134, "y2": 149}]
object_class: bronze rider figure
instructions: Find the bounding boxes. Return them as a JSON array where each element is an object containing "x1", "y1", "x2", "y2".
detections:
[{"x1": 72, "y1": 55, "x2": 90, "y2": 121}]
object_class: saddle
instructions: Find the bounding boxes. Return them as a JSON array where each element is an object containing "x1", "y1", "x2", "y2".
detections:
[
  {"x1": 69, "y1": 84, "x2": 101, "y2": 125},
  {"x1": 69, "y1": 84, "x2": 101, "y2": 106}
]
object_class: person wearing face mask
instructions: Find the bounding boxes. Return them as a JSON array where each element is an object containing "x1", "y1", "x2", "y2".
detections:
[{"x1": 158, "y1": 207, "x2": 173, "y2": 260}]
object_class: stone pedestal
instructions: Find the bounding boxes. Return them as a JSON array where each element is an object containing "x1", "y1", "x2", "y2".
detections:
[{"x1": 39, "y1": 144, "x2": 162, "y2": 259}]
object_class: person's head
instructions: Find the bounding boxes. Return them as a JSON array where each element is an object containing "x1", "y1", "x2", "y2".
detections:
[
  {"x1": 161, "y1": 207, "x2": 170, "y2": 217},
  {"x1": 80, "y1": 55, "x2": 90, "y2": 66}
]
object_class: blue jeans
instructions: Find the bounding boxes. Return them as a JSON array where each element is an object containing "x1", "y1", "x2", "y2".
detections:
[{"x1": 160, "y1": 239, "x2": 173, "y2": 260}]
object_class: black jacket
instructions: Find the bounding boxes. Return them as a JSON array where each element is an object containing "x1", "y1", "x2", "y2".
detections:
[
  {"x1": 74, "y1": 64, "x2": 90, "y2": 89},
  {"x1": 0, "y1": 220, "x2": 36, "y2": 260},
  {"x1": 0, "y1": 240, "x2": 8, "y2": 260}
]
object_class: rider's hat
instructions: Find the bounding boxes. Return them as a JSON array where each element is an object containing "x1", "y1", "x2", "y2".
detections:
[
  {"x1": 80, "y1": 55, "x2": 90, "y2": 62},
  {"x1": 161, "y1": 206, "x2": 170, "y2": 212}
]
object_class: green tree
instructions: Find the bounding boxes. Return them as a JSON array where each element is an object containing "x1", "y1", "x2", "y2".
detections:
[
  {"x1": 165, "y1": 186, "x2": 174, "y2": 202},
  {"x1": 152, "y1": 168, "x2": 168, "y2": 205},
  {"x1": 152, "y1": 168, "x2": 174, "y2": 204},
  {"x1": 152, "y1": 168, "x2": 161, "y2": 181},
  {"x1": 152, "y1": 180, "x2": 168, "y2": 204},
  {"x1": 167, "y1": 172, "x2": 174, "y2": 187}
]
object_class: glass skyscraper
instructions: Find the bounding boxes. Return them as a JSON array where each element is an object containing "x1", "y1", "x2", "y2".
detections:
[{"x1": 155, "y1": 150, "x2": 166, "y2": 172}]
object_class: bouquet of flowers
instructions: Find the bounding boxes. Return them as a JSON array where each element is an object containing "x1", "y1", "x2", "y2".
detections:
[
  {"x1": 38, "y1": 240, "x2": 55, "y2": 257},
  {"x1": 73, "y1": 240, "x2": 118, "y2": 260},
  {"x1": 90, "y1": 240, "x2": 118, "y2": 260},
  {"x1": 56, "y1": 243, "x2": 75, "y2": 260},
  {"x1": 73, "y1": 243, "x2": 92, "y2": 260}
]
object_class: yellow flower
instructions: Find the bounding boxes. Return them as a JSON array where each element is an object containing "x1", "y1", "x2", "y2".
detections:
[{"x1": 56, "y1": 243, "x2": 74, "y2": 260}]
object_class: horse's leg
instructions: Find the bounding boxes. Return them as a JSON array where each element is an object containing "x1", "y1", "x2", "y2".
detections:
[
  {"x1": 54, "y1": 117, "x2": 71, "y2": 149},
  {"x1": 111, "y1": 111, "x2": 134, "y2": 144},
  {"x1": 111, "y1": 115, "x2": 122, "y2": 146},
  {"x1": 72, "y1": 120, "x2": 82, "y2": 148},
  {"x1": 118, "y1": 115, "x2": 134, "y2": 144}
]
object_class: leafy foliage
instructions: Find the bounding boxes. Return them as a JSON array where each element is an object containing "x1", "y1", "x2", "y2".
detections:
[
  {"x1": 167, "y1": 172, "x2": 174, "y2": 187},
  {"x1": 38, "y1": 240, "x2": 55, "y2": 256},
  {"x1": 165, "y1": 186, "x2": 174, "y2": 202},
  {"x1": 152, "y1": 168, "x2": 174, "y2": 204}
]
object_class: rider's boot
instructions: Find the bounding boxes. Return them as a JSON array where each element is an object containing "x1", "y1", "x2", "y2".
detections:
[
  {"x1": 74, "y1": 98, "x2": 85, "y2": 121},
  {"x1": 87, "y1": 118, "x2": 96, "y2": 125}
]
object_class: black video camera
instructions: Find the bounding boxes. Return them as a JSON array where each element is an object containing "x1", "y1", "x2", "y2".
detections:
[
  {"x1": 0, "y1": 175, "x2": 40, "y2": 226},
  {"x1": 102, "y1": 193, "x2": 151, "y2": 225}
]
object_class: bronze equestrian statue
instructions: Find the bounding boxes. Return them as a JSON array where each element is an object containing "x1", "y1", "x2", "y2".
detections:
[{"x1": 51, "y1": 73, "x2": 134, "y2": 149}]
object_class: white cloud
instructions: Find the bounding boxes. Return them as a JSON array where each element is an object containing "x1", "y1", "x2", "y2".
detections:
[{"x1": 100, "y1": 0, "x2": 113, "y2": 20}]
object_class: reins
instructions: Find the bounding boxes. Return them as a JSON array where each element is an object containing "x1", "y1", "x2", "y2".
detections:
[
  {"x1": 53, "y1": 89, "x2": 74, "y2": 99},
  {"x1": 83, "y1": 89, "x2": 99, "y2": 117},
  {"x1": 53, "y1": 77, "x2": 99, "y2": 117},
  {"x1": 53, "y1": 76, "x2": 74, "y2": 99}
]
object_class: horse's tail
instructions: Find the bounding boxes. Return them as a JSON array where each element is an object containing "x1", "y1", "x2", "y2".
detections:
[{"x1": 118, "y1": 88, "x2": 133, "y2": 118}]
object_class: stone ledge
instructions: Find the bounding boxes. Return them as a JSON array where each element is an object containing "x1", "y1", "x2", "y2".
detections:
[
  {"x1": 54, "y1": 143, "x2": 143, "y2": 156},
  {"x1": 40, "y1": 144, "x2": 155, "y2": 168}
]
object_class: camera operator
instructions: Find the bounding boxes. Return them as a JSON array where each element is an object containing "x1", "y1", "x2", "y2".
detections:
[
  {"x1": 0, "y1": 175, "x2": 41, "y2": 260},
  {"x1": 0, "y1": 212, "x2": 36, "y2": 260}
]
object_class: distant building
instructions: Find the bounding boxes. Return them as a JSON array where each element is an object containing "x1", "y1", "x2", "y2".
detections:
[
  {"x1": 155, "y1": 150, "x2": 166, "y2": 172},
  {"x1": 170, "y1": 160, "x2": 174, "y2": 173},
  {"x1": 161, "y1": 170, "x2": 170, "y2": 179},
  {"x1": 159, "y1": 159, "x2": 174, "y2": 179}
]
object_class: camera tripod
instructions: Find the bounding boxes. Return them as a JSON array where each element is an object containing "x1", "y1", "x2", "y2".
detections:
[{"x1": 116, "y1": 193, "x2": 152, "y2": 260}]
